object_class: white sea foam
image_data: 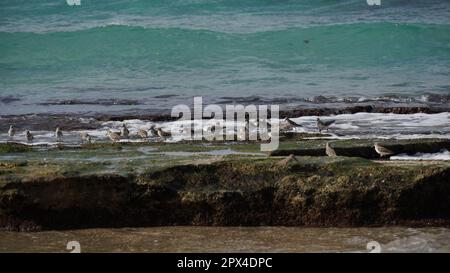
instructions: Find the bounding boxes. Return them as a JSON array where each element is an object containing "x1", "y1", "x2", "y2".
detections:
[
  {"x1": 381, "y1": 229, "x2": 450, "y2": 253},
  {"x1": 1, "y1": 112, "x2": 449, "y2": 145},
  {"x1": 289, "y1": 112, "x2": 450, "y2": 139},
  {"x1": 390, "y1": 150, "x2": 450, "y2": 161}
]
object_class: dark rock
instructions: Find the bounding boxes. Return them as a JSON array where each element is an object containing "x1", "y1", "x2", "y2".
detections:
[{"x1": 1, "y1": 159, "x2": 449, "y2": 230}]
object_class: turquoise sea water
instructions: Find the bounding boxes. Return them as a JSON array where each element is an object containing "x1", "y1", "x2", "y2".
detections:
[{"x1": 0, "y1": 0, "x2": 450, "y2": 116}]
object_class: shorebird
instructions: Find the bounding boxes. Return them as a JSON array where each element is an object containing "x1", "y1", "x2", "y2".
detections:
[
  {"x1": 286, "y1": 118, "x2": 303, "y2": 127},
  {"x1": 80, "y1": 132, "x2": 91, "y2": 144},
  {"x1": 26, "y1": 131, "x2": 33, "y2": 143},
  {"x1": 107, "y1": 130, "x2": 121, "y2": 142},
  {"x1": 279, "y1": 118, "x2": 302, "y2": 132},
  {"x1": 277, "y1": 154, "x2": 299, "y2": 167},
  {"x1": 55, "y1": 127, "x2": 63, "y2": 142},
  {"x1": 156, "y1": 127, "x2": 171, "y2": 139},
  {"x1": 137, "y1": 129, "x2": 148, "y2": 139},
  {"x1": 149, "y1": 125, "x2": 158, "y2": 137},
  {"x1": 8, "y1": 125, "x2": 15, "y2": 140},
  {"x1": 325, "y1": 142, "x2": 337, "y2": 157},
  {"x1": 121, "y1": 124, "x2": 129, "y2": 138},
  {"x1": 374, "y1": 142, "x2": 394, "y2": 158},
  {"x1": 316, "y1": 117, "x2": 335, "y2": 133}
]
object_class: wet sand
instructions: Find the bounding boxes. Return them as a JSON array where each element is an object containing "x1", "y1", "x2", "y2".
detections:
[{"x1": 1, "y1": 226, "x2": 449, "y2": 253}]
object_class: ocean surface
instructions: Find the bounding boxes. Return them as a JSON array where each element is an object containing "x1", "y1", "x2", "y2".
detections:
[
  {"x1": 1, "y1": 227, "x2": 449, "y2": 253},
  {"x1": 1, "y1": 0, "x2": 450, "y2": 118}
]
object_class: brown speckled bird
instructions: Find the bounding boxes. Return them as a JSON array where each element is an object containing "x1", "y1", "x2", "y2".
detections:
[
  {"x1": 325, "y1": 142, "x2": 337, "y2": 157},
  {"x1": 374, "y1": 142, "x2": 394, "y2": 157}
]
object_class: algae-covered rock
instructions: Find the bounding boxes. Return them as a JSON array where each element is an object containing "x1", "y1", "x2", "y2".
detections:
[
  {"x1": 276, "y1": 154, "x2": 299, "y2": 167},
  {"x1": 270, "y1": 139, "x2": 450, "y2": 159},
  {"x1": 0, "y1": 143, "x2": 32, "y2": 154},
  {"x1": 0, "y1": 157, "x2": 449, "y2": 231}
]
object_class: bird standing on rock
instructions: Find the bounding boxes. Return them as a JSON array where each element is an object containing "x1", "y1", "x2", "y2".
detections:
[
  {"x1": 286, "y1": 118, "x2": 303, "y2": 127},
  {"x1": 149, "y1": 125, "x2": 158, "y2": 137},
  {"x1": 137, "y1": 129, "x2": 148, "y2": 139},
  {"x1": 279, "y1": 118, "x2": 303, "y2": 132},
  {"x1": 374, "y1": 142, "x2": 394, "y2": 158},
  {"x1": 316, "y1": 117, "x2": 335, "y2": 133},
  {"x1": 55, "y1": 127, "x2": 63, "y2": 142},
  {"x1": 121, "y1": 124, "x2": 129, "y2": 138},
  {"x1": 277, "y1": 154, "x2": 299, "y2": 167},
  {"x1": 156, "y1": 127, "x2": 171, "y2": 139},
  {"x1": 26, "y1": 131, "x2": 33, "y2": 143},
  {"x1": 80, "y1": 132, "x2": 91, "y2": 144},
  {"x1": 325, "y1": 142, "x2": 337, "y2": 157},
  {"x1": 8, "y1": 125, "x2": 15, "y2": 140}
]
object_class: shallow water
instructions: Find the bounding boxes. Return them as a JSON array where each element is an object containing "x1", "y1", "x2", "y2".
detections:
[{"x1": 0, "y1": 226, "x2": 449, "y2": 253}]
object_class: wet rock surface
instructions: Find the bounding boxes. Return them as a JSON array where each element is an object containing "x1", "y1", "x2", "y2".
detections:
[{"x1": 270, "y1": 139, "x2": 450, "y2": 159}]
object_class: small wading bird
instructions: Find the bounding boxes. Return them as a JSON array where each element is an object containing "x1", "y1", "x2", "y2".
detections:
[
  {"x1": 325, "y1": 142, "x2": 337, "y2": 157},
  {"x1": 156, "y1": 127, "x2": 171, "y2": 139},
  {"x1": 277, "y1": 154, "x2": 299, "y2": 167},
  {"x1": 121, "y1": 124, "x2": 129, "y2": 138},
  {"x1": 279, "y1": 118, "x2": 303, "y2": 132},
  {"x1": 374, "y1": 142, "x2": 394, "y2": 158},
  {"x1": 149, "y1": 125, "x2": 158, "y2": 137},
  {"x1": 8, "y1": 125, "x2": 15, "y2": 140},
  {"x1": 26, "y1": 130, "x2": 33, "y2": 143},
  {"x1": 107, "y1": 130, "x2": 121, "y2": 143},
  {"x1": 286, "y1": 117, "x2": 303, "y2": 127},
  {"x1": 316, "y1": 117, "x2": 335, "y2": 133},
  {"x1": 55, "y1": 127, "x2": 63, "y2": 142},
  {"x1": 137, "y1": 129, "x2": 148, "y2": 139},
  {"x1": 80, "y1": 132, "x2": 91, "y2": 144}
]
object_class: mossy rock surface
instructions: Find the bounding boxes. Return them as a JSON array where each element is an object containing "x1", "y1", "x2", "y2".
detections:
[
  {"x1": 0, "y1": 143, "x2": 32, "y2": 154},
  {"x1": 1, "y1": 156, "x2": 449, "y2": 231}
]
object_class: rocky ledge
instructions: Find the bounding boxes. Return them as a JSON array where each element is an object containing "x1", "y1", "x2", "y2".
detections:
[{"x1": 1, "y1": 156, "x2": 449, "y2": 231}]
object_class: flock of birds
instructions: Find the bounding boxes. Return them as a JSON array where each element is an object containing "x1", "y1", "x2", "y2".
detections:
[
  {"x1": 283, "y1": 117, "x2": 395, "y2": 158},
  {"x1": 5, "y1": 117, "x2": 395, "y2": 158},
  {"x1": 6, "y1": 124, "x2": 169, "y2": 144},
  {"x1": 324, "y1": 141, "x2": 394, "y2": 158},
  {"x1": 104, "y1": 124, "x2": 167, "y2": 143}
]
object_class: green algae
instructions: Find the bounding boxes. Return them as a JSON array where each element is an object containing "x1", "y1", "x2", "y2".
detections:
[
  {"x1": 0, "y1": 143, "x2": 32, "y2": 154},
  {"x1": 0, "y1": 138, "x2": 449, "y2": 187}
]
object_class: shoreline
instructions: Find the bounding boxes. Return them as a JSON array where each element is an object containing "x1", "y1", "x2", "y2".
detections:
[{"x1": 1, "y1": 103, "x2": 449, "y2": 131}]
